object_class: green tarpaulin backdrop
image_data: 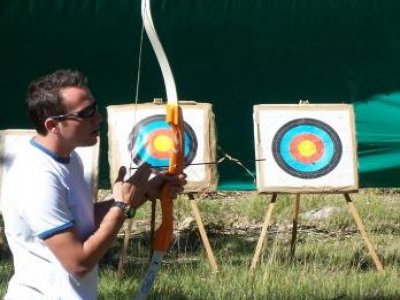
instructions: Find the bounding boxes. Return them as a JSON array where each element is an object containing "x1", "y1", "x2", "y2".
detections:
[{"x1": 1, "y1": 0, "x2": 400, "y2": 189}]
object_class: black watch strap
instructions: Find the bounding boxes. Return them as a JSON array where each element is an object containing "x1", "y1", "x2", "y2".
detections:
[{"x1": 112, "y1": 201, "x2": 136, "y2": 219}]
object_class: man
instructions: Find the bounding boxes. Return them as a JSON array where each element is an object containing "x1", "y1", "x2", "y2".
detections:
[{"x1": 1, "y1": 69, "x2": 186, "y2": 299}]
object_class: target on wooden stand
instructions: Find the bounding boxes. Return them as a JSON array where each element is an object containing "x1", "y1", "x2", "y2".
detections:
[
  {"x1": 107, "y1": 102, "x2": 218, "y2": 192},
  {"x1": 253, "y1": 104, "x2": 358, "y2": 193}
]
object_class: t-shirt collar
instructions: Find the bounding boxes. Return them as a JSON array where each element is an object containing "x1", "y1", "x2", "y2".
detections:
[{"x1": 30, "y1": 138, "x2": 70, "y2": 164}]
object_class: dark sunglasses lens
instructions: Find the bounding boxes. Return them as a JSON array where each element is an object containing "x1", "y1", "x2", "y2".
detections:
[{"x1": 78, "y1": 103, "x2": 97, "y2": 118}]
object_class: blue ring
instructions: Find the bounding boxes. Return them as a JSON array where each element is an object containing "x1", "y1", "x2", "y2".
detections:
[
  {"x1": 128, "y1": 115, "x2": 197, "y2": 169},
  {"x1": 272, "y1": 118, "x2": 342, "y2": 178},
  {"x1": 279, "y1": 125, "x2": 334, "y2": 172}
]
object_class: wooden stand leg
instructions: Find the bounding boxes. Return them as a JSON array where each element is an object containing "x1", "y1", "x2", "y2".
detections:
[
  {"x1": 249, "y1": 193, "x2": 277, "y2": 275},
  {"x1": 290, "y1": 194, "x2": 300, "y2": 259},
  {"x1": 149, "y1": 199, "x2": 156, "y2": 259},
  {"x1": 188, "y1": 193, "x2": 219, "y2": 273},
  {"x1": 117, "y1": 199, "x2": 157, "y2": 276},
  {"x1": 344, "y1": 193, "x2": 384, "y2": 272},
  {"x1": 118, "y1": 218, "x2": 133, "y2": 276}
]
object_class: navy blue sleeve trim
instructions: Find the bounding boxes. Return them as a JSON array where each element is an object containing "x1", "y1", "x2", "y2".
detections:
[{"x1": 38, "y1": 221, "x2": 75, "y2": 240}]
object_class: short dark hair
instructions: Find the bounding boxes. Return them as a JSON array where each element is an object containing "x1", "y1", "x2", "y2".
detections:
[{"x1": 26, "y1": 69, "x2": 88, "y2": 135}]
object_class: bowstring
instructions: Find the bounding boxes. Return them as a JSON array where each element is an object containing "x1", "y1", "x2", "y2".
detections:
[
  {"x1": 118, "y1": 18, "x2": 146, "y2": 277},
  {"x1": 134, "y1": 13, "x2": 158, "y2": 262},
  {"x1": 130, "y1": 23, "x2": 145, "y2": 177}
]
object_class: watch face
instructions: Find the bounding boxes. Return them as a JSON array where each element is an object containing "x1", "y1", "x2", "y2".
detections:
[
  {"x1": 112, "y1": 201, "x2": 136, "y2": 218},
  {"x1": 112, "y1": 201, "x2": 125, "y2": 209}
]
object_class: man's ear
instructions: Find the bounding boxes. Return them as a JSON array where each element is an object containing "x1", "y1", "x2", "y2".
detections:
[{"x1": 44, "y1": 118, "x2": 59, "y2": 134}]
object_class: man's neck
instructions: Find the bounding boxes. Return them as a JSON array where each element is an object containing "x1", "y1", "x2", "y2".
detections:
[{"x1": 34, "y1": 134, "x2": 73, "y2": 159}]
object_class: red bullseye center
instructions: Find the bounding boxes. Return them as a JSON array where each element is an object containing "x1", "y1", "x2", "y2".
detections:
[
  {"x1": 147, "y1": 129, "x2": 174, "y2": 159},
  {"x1": 290, "y1": 134, "x2": 324, "y2": 163}
]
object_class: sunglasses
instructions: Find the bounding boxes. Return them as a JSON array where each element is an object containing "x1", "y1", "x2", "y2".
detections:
[{"x1": 50, "y1": 101, "x2": 98, "y2": 120}]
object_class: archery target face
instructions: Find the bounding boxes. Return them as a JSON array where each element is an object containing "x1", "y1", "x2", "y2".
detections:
[
  {"x1": 128, "y1": 115, "x2": 198, "y2": 169},
  {"x1": 272, "y1": 118, "x2": 342, "y2": 179},
  {"x1": 253, "y1": 104, "x2": 358, "y2": 193},
  {"x1": 107, "y1": 103, "x2": 218, "y2": 192}
]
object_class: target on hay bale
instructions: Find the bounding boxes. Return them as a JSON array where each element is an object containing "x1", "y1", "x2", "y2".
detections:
[
  {"x1": 107, "y1": 101, "x2": 218, "y2": 192},
  {"x1": 253, "y1": 104, "x2": 358, "y2": 193},
  {"x1": 0, "y1": 129, "x2": 100, "y2": 210}
]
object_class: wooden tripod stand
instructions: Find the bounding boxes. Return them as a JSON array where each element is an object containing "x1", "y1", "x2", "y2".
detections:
[
  {"x1": 249, "y1": 193, "x2": 384, "y2": 274},
  {"x1": 187, "y1": 193, "x2": 219, "y2": 272},
  {"x1": 117, "y1": 193, "x2": 219, "y2": 276}
]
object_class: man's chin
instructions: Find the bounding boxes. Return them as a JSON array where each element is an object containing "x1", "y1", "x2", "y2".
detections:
[{"x1": 81, "y1": 136, "x2": 99, "y2": 147}]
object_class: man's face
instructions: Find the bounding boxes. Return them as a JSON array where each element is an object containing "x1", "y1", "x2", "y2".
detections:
[{"x1": 56, "y1": 86, "x2": 102, "y2": 148}]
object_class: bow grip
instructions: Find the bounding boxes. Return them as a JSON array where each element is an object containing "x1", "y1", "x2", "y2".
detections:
[{"x1": 152, "y1": 104, "x2": 184, "y2": 252}]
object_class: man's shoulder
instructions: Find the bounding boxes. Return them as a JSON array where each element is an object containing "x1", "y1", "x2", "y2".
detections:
[{"x1": 12, "y1": 141, "x2": 50, "y2": 168}]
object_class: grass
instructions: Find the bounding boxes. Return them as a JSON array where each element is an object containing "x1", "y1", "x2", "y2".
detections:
[{"x1": 1, "y1": 189, "x2": 400, "y2": 299}]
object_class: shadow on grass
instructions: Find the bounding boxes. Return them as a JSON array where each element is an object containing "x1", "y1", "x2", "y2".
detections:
[
  {"x1": 101, "y1": 224, "x2": 261, "y2": 273},
  {"x1": 103, "y1": 222, "x2": 391, "y2": 275}
]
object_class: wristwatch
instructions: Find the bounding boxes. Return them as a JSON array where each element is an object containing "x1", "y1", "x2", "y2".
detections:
[{"x1": 112, "y1": 201, "x2": 136, "y2": 219}]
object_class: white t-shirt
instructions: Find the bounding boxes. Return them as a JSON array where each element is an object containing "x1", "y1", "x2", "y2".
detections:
[{"x1": 2, "y1": 138, "x2": 97, "y2": 300}]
